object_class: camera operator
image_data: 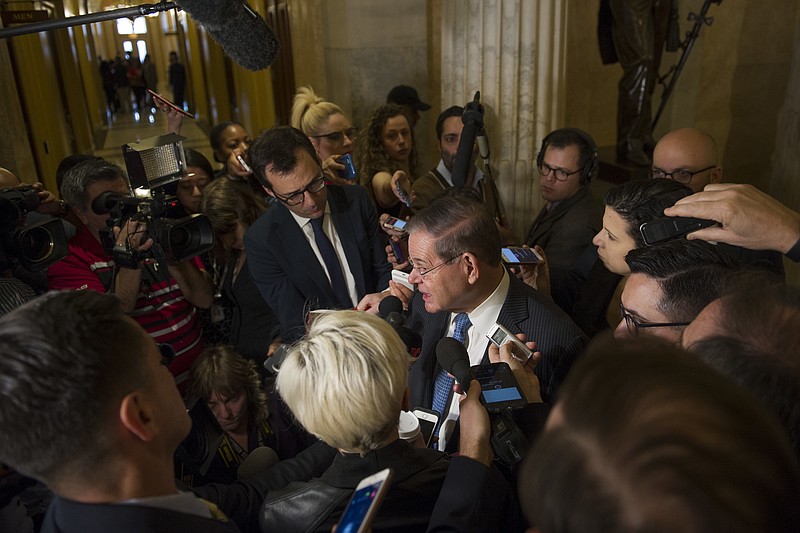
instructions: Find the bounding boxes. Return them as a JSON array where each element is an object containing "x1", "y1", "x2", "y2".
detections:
[
  {"x1": 0, "y1": 167, "x2": 67, "y2": 300},
  {"x1": 48, "y1": 158, "x2": 214, "y2": 387}
]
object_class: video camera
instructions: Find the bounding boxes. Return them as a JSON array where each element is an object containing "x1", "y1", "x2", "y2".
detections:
[
  {"x1": 97, "y1": 133, "x2": 214, "y2": 269},
  {"x1": 0, "y1": 185, "x2": 68, "y2": 272}
]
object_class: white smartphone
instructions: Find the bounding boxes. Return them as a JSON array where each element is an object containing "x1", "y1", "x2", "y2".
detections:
[
  {"x1": 236, "y1": 154, "x2": 252, "y2": 173},
  {"x1": 391, "y1": 269, "x2": 414, "y2": 290},
  {"x1": 486, "y1": 322, "x2": 533, "y2": 363},
  {"x1": 334, "y1": 468, "x2": 393, "y2": 533},
  {"x1": 412, "y1": 408, "x2": 439, "y2": 448},
  {"x1": 383, "y1": 216, "x2": 407, "y2": 233}
]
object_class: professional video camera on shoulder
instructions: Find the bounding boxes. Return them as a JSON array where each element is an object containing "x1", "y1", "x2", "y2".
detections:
[
  {"x1": 0, "y1": 185, "x2": 68, "y2": 272},
  {"x1": 95, "y1": 133, "x2": 214, "y2": 269}
]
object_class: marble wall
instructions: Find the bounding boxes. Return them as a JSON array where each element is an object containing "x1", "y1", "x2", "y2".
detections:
[
  {"x1": 439, "y1": 0, "x2": 567, "y2": 239},
  {"x1": 289, "y1": 0, "x2": 436, "y2": 172}
]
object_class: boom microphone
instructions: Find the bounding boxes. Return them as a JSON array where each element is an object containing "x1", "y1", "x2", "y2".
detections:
[
  {"x1": 435, "y1": 337, "x2": 472, "y2": 388},
  {"x1": 173, "y1": 0, "x2": 280, "y2": 71},
  {"x1": 451, "y1": 91, "x2": 484, "y2": 188}
]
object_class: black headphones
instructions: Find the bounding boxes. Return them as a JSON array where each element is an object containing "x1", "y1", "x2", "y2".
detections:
[{"x1": 536, "y1": 127, "x2": 599, "y2": 186}]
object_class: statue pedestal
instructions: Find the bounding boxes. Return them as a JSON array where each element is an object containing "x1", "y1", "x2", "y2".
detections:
[{"x1": 597, "y1": 145, "x2": 650, "y2": 184}]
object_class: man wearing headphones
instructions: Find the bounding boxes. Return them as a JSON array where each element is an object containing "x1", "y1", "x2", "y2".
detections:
[{"x1": 525, "y1": 128, "x2": 604, "y2": 313}]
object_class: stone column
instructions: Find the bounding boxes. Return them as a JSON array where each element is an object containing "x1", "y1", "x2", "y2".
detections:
[{"x1": 439, "y1": 0, "x2": 566, "y2": 240}]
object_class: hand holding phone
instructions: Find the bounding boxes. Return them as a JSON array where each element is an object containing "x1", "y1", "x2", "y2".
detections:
[
  {"x1": 383, "y1": 216, "x2": 407, "y2": 234},
  {"x1": 334, "y1": 468, "x2": 393, "y2": 533},
  {"x1": 639, "y1": 216, "x2": 717, "y2": 246},
  {"x1": 486, "y1": 322, "x2": 533, "y2": 363},
  {"x1": 501, "y1": 246, "x2": 543, "y2": 265},
  {"x1": 471, "y1": 362, "x2": 527, "y2": 412},
  {"x1": 148, "y1": 89, "x2": 193, "y2": 118}
]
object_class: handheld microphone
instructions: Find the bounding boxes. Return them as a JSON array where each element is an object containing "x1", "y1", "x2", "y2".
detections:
[
  {"x1": 435, "y1": 337, "x2": 473, "y2": 388},
  {"x1": 378, "y1": 295, "x2": 404, "y2": 318},
  {"x1": 451, "y1": 91, "x2": 484, "y2": 188},
  {"x1": 380, "y1": 296, "x2": 422, "y2": 360},
  {"x1": 237, "y1": 446, "x2": 279, "y2": 479},
  {"x1": 173, "y1": 0, "x2": 280, "y2": 71}
]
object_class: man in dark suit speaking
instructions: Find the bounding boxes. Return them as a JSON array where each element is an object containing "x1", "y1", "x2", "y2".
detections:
[
  {"x1": 245, "y1": 126, "x2": 392, "y2": 344},
  {"x1": 405, "y1": 195, "x2": 586, "y2": 450}
]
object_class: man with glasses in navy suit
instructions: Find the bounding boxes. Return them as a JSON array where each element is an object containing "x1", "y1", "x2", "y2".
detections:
[{"x1": 245, "y1": 126, "x2": 392, "y2": 344}]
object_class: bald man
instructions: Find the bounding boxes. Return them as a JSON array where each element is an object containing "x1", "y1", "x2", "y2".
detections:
[
  {"x1": 0, "y1": 167, "x2": 21, "y2": 188},
  {"x1": 651, "y1": 127, "x2": 722, "y2": 193},
  {"x1": 652, "y1": 128, "x2": 784, "y2": 276}
]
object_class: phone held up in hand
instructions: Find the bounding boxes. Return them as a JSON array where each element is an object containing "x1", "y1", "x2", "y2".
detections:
[{"x1": 334, "y1": 468, "x2": 393, "y2": 533}]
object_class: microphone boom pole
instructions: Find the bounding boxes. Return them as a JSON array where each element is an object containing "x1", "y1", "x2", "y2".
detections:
[{"x1": 0, "y1": 2, "x2": 178, "y2": 40}]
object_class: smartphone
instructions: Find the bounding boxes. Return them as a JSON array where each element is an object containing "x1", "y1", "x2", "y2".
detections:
[
  {"x1": 412, "y1": 408, "x2": 440, "y2": 448},
  {"x1": 383, "y1": 217, "x2": 407, "y2": 233},
  {"x1": 471, "y1": 362, "x2": 527, "y2": 412},
  {"x1": 338, "y1": 154, "x2": 357, "y2": 180},
  {"x1": 486, "y1": 322, "x2": 533, "y2": 363},
  {"x1": 395, "y1": 181, "x2": 412, "y2": 208},
  {"x1": 388, "y1": 239, "x2": 406, "y2": 264},
  {"x1": 236, "y1": 154, "x2": 252, "y2": 173},
  {"x1": 639, "y1": 216, "x2": 717, "y2": 246},
  {"x1": 147, "y1": 89, "x2": 193, "y2": 118},
  {"x1": 334, "y1": 468, "x2": 393, "y2": 533},
  {"x1": 501, "y1": 246, "x2": 543, "y2": 265},
  {"x1": 391, "y1": 269, "x2": 414, "y2": 290}
]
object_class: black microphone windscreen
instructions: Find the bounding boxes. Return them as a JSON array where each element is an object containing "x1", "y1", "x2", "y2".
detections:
[
  {"x1": 378, "y1": 295, "x2": 404, "y2": 318},
  {"x1": 435, "y1": 337, "x2": 472, "y2": 388},
  {"x1": 174, "y1": 0, "x2": 279, "y2": 71},
  {"x1": 237, "y1": 446, "x2": 279, "y2": 479}
]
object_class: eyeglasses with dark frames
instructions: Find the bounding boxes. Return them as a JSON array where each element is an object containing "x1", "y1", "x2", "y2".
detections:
[
  {"x1": 273, "y1": 174, "x2": 326, "y2": 206},
  {"x1": 310, "y1": 127, "x2": 359, "y2": 144},
  {"x1": 648, "y1": 165, "x2": 716, "y2": 185},
  {"x1": 537, "y1": 162, "x2": 581, "y2": 182},
  {"x1": 619, "y1": 303, "x2": 690, "y2": 337},
  {"x1": 408, "y1": 254, "x2": 462, "y2": 280}
]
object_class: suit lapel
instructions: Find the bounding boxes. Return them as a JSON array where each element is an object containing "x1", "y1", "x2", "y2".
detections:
[
  {"x1": 409, "y1": 291, "x2": 450, "y2": 408},
  {"x1": 481, "y1": 276, "x2": 531, "y2": 364},
  {"x1": 274, "y1": 204, "x2": 338, "y2": 304},
  {"x1": 328, "y1": 187, "x2": 367, "y2": 297},
  {"x1": 527, "y1": 187, "x2": 589, "y2": 245}
]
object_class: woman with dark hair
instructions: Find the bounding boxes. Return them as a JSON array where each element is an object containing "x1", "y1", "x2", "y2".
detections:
[
  {"x1": 174, "y1": 148, "x2": 214, "y2": 215},
  {"x1": 356, "y1": 104, "x2": 418, "y2": 217},
  {"x1": 183, "y1": 345, "x2": 314, "y2": 485},
  {"x1": 201, "y1": 178, "x2": 280, "y2": 363},
  {"x1": 592, "y1": 178, "x2": 692, "y2": 275},
  {"x1": 209, "y1": 121, "x2": 253, "y2": 180}
]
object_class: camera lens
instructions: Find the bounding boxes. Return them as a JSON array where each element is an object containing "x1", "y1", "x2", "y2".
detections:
[{"x1": 18, "y1": 225, "x2": 54, "y2": 264}]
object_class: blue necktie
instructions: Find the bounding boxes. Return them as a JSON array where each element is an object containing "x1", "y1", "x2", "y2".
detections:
[
  {"x1": 432, "y1": 312, "x2": 471, "y2": 440},
  {"x1": 310, "y1": 216, "x2": 352, "y2": 308}
]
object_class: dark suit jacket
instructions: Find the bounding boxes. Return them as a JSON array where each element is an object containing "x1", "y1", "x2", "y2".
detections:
[
  {"x1": 525, "y1": 186, "x2": 603, "y2": 313},
  {"x1": 41, "y1": 496, "x2": 240, "y2": 533},
  {"x1": 260, "y1": 439, "x2": 523, "y2": 533},
  {"x1": 245, "y1": 184, "x2": 392, "y2": 343},
  {"x1": 407, "y1": 274, "x2": 587, "y2": 410}
]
